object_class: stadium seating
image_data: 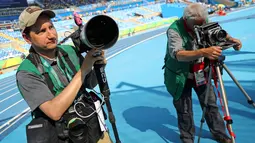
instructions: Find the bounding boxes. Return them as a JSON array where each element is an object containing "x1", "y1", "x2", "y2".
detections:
[
  {"x1": 0, "y1": 1, "x2": 186, "y2": 61},
  {"x1": 0, "y1": 30, "x2": 23, "y2": 41},
  {"x1": 0, "y1": 48, "x2": 23, "y2": 60},
  {"x1": 0, "y1": 36, "x2": 10, "y2": 43},
  {"x1": 22, "y1": 44, "x2": 31, "y2": 51},
  {"x1": 2, "y1": 0, "x2": 245, "y2": 64}
]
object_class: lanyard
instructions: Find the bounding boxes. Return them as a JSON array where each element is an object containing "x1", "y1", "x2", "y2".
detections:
[{"x1": 40, "y1": 56, "x2": 74, "y2": 90}]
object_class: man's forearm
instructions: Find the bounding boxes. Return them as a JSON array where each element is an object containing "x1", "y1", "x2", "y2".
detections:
[
  {"x1": 226, "y1": 34, "x2": 233, "y2": 40},
  {"x1": 40, "y1": 69, "x2": 87, "y2": 120},
  {"x1": 176, "y1": 49, "x2": 204, "y2": 62}
]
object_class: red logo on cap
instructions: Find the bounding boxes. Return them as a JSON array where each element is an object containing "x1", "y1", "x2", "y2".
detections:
[{"x1": 26, "y1": 7, "x2": 41, "y2": 14}]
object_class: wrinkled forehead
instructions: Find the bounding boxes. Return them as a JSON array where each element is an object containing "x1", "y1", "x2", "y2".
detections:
[
  {"x1": 31, "y1": 15, "x2": 53, "y2": 30},
  {"x1": 187, "y1": 17, "x2": 209, "y2": 27}
]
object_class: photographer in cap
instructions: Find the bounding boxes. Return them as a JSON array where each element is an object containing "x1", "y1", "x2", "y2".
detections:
[
  {"x1": 163, "y1": 3, "x2": 241, "y2": 143},
  {"x1": 16, "y1": 6, "x2": 112, "y2": 143}
]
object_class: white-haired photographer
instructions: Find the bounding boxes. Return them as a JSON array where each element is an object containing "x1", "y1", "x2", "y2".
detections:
[{"x1": 163, "y1": 3, "x2": 242, "y2": 143}]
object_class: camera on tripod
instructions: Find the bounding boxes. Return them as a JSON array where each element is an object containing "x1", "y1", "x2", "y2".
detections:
[
  {"x1": 195, "y1": 21, "x2": 255, "y2": 143},
  {"x1": 194, "y1": 22, "x2": 236, "y2": 49},
  {"x1": 58, "y1": 14, "x2": 122, "y2": 143}
]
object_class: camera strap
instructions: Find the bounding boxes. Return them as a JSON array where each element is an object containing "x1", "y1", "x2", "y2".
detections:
[
  {"x1": 40, "y1": 57, "x2": 68, "y2": 90},
  {"x1": 26, "y1": 52, "x2": 56, "y2": 96},
  {"x1": 27, "y1": 47, "x2": 86, "y2": 96},
  {"x1": 58, "y1": 48, "x2": 87, "y2": 95}
]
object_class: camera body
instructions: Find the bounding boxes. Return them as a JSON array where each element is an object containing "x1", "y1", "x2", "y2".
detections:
[
  {"x1": 194, "y1": 22, "x2": 228, "y2": 48},
  {"x1": 56, "y1": 92, "x2": 105, "y2": 143}
]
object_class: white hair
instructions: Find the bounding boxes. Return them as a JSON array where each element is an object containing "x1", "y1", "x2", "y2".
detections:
[{"x1": 183, "y1": 3, "x2": 208, "y2": 21}]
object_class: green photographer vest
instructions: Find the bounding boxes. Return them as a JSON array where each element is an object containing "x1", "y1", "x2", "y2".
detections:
[
  {"x1": 17, "y1": 45, "x2": 104, "y2": 142},
  {"x1": 17, "y1": 45, "x2": 80, "y2": 98},
  {"x1": 164, "y1": 18, "x2": 193, "y2": 101}
]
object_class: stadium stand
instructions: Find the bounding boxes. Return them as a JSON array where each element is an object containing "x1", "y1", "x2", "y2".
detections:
[
  {"x1": 0, "y1": 48, "x2": 23, "y2": 61},
  {"x1": 0, "y1": 0, "x2": 251, "y2": 72},
  {"x1": 0, "y1": 0, "x2": 165, "y2": 62},
  {"x1": 0, "y1": 37, "x2": 10, "y2": 44}
]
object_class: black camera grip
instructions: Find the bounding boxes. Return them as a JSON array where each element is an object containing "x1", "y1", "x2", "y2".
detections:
[{"x1": 94, "y1": 63, "x2": 110, "y2": 97}]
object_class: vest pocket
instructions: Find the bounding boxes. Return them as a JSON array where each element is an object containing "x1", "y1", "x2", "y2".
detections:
[
  {"x1": 175, "y1": 74, "x2": 186, "y2": 100},
  {"x1": 164, "y1": 68, "x2": 179, "y2": 98},
  {"x1": 164, "y1": 67, "x2": 186, "y2": 100}
]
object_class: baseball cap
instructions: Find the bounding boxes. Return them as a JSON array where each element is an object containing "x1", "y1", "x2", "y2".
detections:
[{"x1": 19, "y1": 6, "x2": 56, "y2": 33}]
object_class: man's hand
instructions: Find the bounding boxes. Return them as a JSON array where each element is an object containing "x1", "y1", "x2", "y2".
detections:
[
  {"x1": 228, "y1": 37, "x2": 242, "y2": 51},
  {"x1": 200, "y1": 46, "x2": 222, "y2": 60},
  {"x1": 94, "y1": 50, "x2": 107, "y2": 65},
  {"x1": 81, "y1": 48, "x2": 106, "y2": 75}
]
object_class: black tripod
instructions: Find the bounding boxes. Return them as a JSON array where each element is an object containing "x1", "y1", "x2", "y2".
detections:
[
  {"x1": 197, "y1": 55, "x2": 255, "y2": 143},
  {"x1": 94, "y1": 63, "x2": 121, "y2": 143}
]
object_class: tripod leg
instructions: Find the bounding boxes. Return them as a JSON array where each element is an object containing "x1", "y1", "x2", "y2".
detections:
[
  {"x1": 94, "y1": 63, "x2": 121, "y2": 143},
  {"x1": 104, "y1": 98, "x2": 121, "y2": 143},
  {"x1": 197, "y1": 66, "x2": 213, "y2": 143},
  {"x1": 215, "y1": 65, "x2": 235, "y2": 143},
  {"x1": 222, "y1": 64, "x2": 255, "y2": 108}
]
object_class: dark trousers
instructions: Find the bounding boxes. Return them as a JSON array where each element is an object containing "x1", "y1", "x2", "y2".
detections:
[{"x1": 173, "y1": 79, "x2": 227, "y2": 143}]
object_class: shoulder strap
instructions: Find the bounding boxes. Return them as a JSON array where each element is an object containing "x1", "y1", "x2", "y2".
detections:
[
  {"x1": 58, "y1": 48, "x2": 87, "y2": 93},
  {"x1": 26, "y1": 53, "x2": 56, "y2": 95},
  {"x1": 26, "y1": 52, "x2": 56, "y2": 119},
  {"x1": 58, "y1": 48, "x2": 77, "y2": 74}
]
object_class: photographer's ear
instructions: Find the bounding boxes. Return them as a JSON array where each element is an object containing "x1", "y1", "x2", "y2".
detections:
[{"x1": 22, "y1": 32, "x2": 32, "y2": 44}]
